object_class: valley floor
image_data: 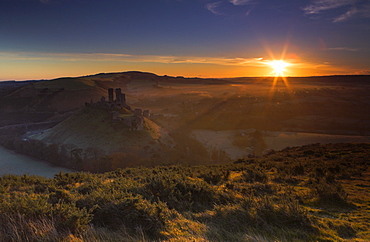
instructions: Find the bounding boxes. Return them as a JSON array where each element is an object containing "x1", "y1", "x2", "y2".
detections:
[{"x1": 192, "y1": 129, "x2": 370, "y2": 159}]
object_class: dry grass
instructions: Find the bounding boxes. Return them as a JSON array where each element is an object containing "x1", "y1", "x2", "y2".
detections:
[{"x1": 0, "y1": 143, "x2": 369, "y2": 241}]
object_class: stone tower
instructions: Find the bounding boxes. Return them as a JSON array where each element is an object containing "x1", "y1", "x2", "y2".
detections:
[
  {"x1": 143, "y1": 110, "x2": 150, "y2": 118},
  {"x1": 115, "y1": 88, "x2": 122, "y2": 103},
  {"x1": 108, "y1": 88, "x2": 114, "y2": 103},
  {"x1": 121, "y1": 93, "x2": 126, "y2": 104}
]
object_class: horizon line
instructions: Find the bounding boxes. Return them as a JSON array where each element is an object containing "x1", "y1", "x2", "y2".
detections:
[{"x1": 2, "y1": 71, "x2": 370, "y2": 82}]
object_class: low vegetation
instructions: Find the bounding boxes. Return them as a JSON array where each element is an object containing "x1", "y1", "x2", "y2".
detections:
[{"x1": 0, "y1": 143, "x2": 369, "y2": 241}]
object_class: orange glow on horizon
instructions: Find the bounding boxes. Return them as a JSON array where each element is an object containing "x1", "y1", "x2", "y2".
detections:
[{"x1": 0, "y1": 51, "x2": 362, "y2": 81}]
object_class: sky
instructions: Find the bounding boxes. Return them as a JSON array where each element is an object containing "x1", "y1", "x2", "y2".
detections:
[{"x1": 1, "y1": 0, "x2": 370, "y2": 80}]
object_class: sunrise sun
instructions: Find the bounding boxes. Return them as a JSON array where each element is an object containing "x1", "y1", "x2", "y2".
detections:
[{"x1": 267, "y1": 60, "x2": 290, "y2": 77}]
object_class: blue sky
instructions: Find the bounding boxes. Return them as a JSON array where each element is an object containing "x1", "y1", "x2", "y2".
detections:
[{"x1": 1, "y1": 0, "x2": 370, "y2": 80}]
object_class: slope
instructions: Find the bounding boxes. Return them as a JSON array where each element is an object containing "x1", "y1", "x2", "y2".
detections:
[{"x1": 31, "y1": 106, "x2": 174, "y2": 157}]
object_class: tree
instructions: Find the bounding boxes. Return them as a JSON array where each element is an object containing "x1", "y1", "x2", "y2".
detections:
[{"x1": 251, "y1": 130, "x2": 268, "y2": 157}]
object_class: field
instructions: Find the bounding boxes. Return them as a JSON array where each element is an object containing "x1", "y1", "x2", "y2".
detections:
[
  {"x1": 0, "y1": 143, "x2": 369, "y2": 241},
  {"x1": 192, "y1": 130, "x2": 370, "y2": 159}
]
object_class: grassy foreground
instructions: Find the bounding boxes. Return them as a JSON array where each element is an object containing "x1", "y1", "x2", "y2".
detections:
[{"x1": 0, "y1": 143, "x2": 369, "y2": 241}]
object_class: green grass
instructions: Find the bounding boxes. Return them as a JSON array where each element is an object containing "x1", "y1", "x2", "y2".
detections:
[
  {"x1": 0, "y1": 143, "x2": 369, "y2": 241},
  {"x1": 31, "y1": 107, "x2": 168, "y2": 157}
]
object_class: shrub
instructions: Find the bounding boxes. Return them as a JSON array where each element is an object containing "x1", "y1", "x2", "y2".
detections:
[
  {"x1": 305, "y1": 177, "x2": 350, "y2": 207},
  {"x1": 292, "y1": 163, "x2": 305, "y2": 175},
  {"x1": 198, "y1": 170, "x2": 230, "y2": 185},
  {"x1": 142, "y1": 173, "x2": 225, "y2": 212},
  {"x1": 90, "y1": 193, "x2": 172, "y2": 238},
  {"x1": 242, "y1": 168, "x2": 268, "y2": 183},
  {"x1": 255, "y1": 195, "x2": 311, "y2": 229},
  {"x1": 52, "y1": 202, "x2": 94, "y2": 233},
  {"x1": 0, "y1": 193, "x2": 92, "y2": 234}
]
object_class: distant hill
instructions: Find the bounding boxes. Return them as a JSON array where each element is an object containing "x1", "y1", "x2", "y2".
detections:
[
  {"x1": 0, "y1": 71, "x2": 232, "y2": 129},
  {"x1": 0, "y1": 71, "x2": 228, "y2": 115},
  {"x1": 4, "y1": 71, "x2": 367, "y2": 118},
  {"x1": 2, "y1": 77, "x2": 106, "y2": 113}
]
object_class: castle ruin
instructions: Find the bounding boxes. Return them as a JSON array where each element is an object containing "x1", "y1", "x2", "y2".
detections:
[
  {"x1": 88, "y1": 88, "x2": 130, "y2": 110},
  {"x1": 86, "y1": 88, "x2": 150, "y2": 131}
]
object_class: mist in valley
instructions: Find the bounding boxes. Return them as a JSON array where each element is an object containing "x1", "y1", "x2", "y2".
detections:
[{"x1": 0, "y1": 73, "x2": 369, "y2": 174}]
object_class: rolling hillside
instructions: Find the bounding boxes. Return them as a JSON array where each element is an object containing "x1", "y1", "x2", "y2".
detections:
[
  {"x1": 3, "y1": 77, "x2": 106, "y2": 112},
  {"x1": 31, "y1": 106, "x2": 174, "y2": 162}
]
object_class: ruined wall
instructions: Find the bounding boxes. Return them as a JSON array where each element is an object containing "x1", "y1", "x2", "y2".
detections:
[
  {"x1": 85, "y1": 88, "x2": 148, "y2": 131},
  {"x1": 108, "y1": 88, "x2": 114, "y2": 103}
]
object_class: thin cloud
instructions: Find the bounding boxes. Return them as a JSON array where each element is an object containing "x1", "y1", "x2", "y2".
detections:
[
  {"x1": 333, "y1": 6, "x2": 358, "y2": 22},
  {"x1": 0, "y1": 51, "x2": 266, "y2": 67},
  {"x1": 303, "y1": 0, "x2": 357, "y2": 14},
  {"x1": 325, "y1": 47, "x2": 359, "y2": 51},
  {"x1": 356, "y1": 70, "x2": 370, "y2": 75},
  {"x1": 205, "y1": 0, "x2": 255, "y2": 16},
  {"x1": 229, "y1": 0, "x2": 254, "y2": 6},
  {"x1": 206, "y1": 1, "x2": 224, "y2": 15},
  {"x1": 303, "y1": 0, "x2": 370, "y2": 22}
]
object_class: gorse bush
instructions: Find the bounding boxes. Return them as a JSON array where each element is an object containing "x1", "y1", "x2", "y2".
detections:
[
  {"x1": 198, "y1": 169, "x2": 230, "y2": 184},
  {"x1": 242, "y1": 167, "x2": 268, "y2": 183},
  {"x1": 89, "y1": 193, "x2": 171, "y2": 238},
  {"x1": 141, "y1": 172, "x2": 228, "y2": 212},
  {"x1": 254, "y1": 194, "x2": 311, "y2": 229},
  {"x1": 0, "y1": 143, "x2": 368, "y2": 241},
  {"x1": 305, "y1": 176, "x2": 350, "y2": 207},
  {"x1": 0, "y1": 193, "x2": 93, "y2": 234}
]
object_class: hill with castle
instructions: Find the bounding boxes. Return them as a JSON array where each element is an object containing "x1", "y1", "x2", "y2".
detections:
[
  {"x1": 86, "y1": 87, "x2": 150, "y2": 131},
  {"x1": 30, "y1": 87, "x2": 174, "y2": 169}
]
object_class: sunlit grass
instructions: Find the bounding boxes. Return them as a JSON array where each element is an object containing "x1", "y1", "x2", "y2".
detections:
[{"x1": 0, "y1": 143, "x2": 369, "y2": 241}]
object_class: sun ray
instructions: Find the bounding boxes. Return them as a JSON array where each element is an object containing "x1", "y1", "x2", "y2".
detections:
[
  {"x1": 267, "y1": 60, "x2": 290, "y2": 77},
  {"x1": 258, "y1": 36, "x2": 296, "y2": 108},
  {"x1": 265, "y1": 59, "x2": 293, "y2": 98}
]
